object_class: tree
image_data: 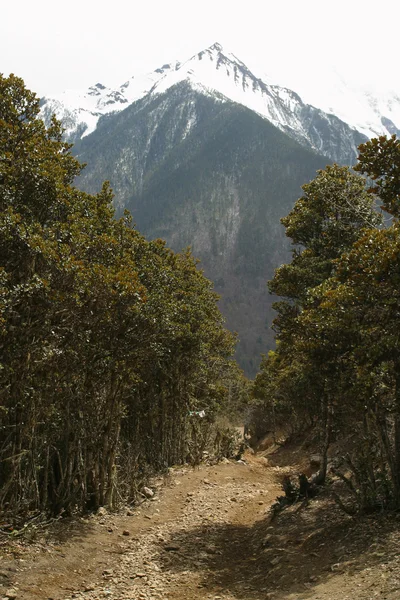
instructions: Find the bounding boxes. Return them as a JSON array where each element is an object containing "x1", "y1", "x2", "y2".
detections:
[
  {"x1": 253, "y1": 164, "x2": 381, "y2": 482},
  {"x1": 269, "y1": 164, "x2": 381, "y2": 308},
  {"x1": 298, "y1": 222, "x2": 400, "y2": 508},
  {"x1": 264, "y1": 136, "x2": 400, "y2": 510},
  {"x1": 0, "y1": 74, "x2": 239, "y2": 517},
  {"x1": 355, "y1": 134, "x2": 400, "y2": 218}
]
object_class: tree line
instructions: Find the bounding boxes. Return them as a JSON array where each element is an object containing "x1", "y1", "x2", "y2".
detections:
[
  {"x1": 0, "y1": 74, "x2": 246, "y2": 518},
  {"x1": 251, "y1": 136, "x2": 400, "y2": 512}
]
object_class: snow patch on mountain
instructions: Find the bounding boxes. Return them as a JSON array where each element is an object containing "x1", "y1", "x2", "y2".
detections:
[
  {"x1": 40, "y1": 63, "x2": 184, "y2": 141},
  {"x1": 120, "y1": 61, "x2": 181, "y2": 103},
  {"x1": 263, "y1": 64, "x2": 400, "y2": 140},
  {"x1": 40, "y1": 82, "x2": 129, "y2": 140}
]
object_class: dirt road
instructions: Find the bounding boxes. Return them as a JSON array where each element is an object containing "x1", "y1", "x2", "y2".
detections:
[{"x1": 3, "y1": 453, "x2": 400, "y2": 600}]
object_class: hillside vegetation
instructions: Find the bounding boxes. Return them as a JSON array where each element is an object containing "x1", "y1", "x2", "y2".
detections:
[
  {"x1": 251, "y1": 135, "x2": 400, "y2": 513},
  {"x1": 0, "y1": 74, "x2": 246, "y2": 518}
]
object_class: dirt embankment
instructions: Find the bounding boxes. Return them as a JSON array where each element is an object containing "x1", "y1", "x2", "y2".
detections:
[{"x1": 2, "y1": 451, "x2": 400, "y2": 600}]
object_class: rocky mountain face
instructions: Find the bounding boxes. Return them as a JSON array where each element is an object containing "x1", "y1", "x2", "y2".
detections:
[{"x1": 38, "y1": 43, "x2": 400, "y2": 375}]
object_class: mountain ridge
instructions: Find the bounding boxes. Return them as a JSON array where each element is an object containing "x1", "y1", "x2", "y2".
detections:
[{"x1": 40, "y1": 42, "x2": 376, "y2": 163}]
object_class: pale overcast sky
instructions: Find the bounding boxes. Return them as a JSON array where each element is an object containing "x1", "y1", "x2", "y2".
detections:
[{"x1": 2, "y1": 0, "x2": 399, "y2": 98}]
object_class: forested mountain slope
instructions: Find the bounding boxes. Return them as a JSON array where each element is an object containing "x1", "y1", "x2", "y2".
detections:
[{"x1": 74, "y1": 82, "x2": 327, "y2": 374}]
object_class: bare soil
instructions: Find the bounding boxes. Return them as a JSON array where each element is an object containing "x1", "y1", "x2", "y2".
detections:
[{"x1": 1, "y1": 449, "x2": 400, "y2": 600}]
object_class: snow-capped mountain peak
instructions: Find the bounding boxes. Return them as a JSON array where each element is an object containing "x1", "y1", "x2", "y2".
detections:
[
  {"x1": 198, "y1": 42, "x2": 247, "y2": 69},
  {"x1": 150, "y1": 41, "x2": 266, "y2": 99},
  {"x1": 146, "y1": 43, "x2": 346, "y2": 150},
  {"x1": 39, "y1": 42, "x2": 400, "y2": 152}
]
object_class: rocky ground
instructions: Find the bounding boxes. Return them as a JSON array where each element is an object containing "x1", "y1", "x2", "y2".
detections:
[{"x1": 1, "y1": 450, "x2": 400, "y2": 600}]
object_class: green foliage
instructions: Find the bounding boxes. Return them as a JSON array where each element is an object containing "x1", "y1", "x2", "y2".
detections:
[
  {"x1": 355, "y1": 134, "x2": 400, "y2": 217},
  {"x1": 0, "y1": 74, "x2": 241, "y2": 517},
  {"x1": 251, "y1": 161, "x2": 382, "y2": 482},
  {"x1": 297, "y1": 223, "x2": 400, "y2": 508},
  {"x1": 253, "y1": 135, "x2": 400, "y2": 511}
]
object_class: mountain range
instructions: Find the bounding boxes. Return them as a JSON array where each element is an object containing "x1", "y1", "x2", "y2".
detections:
[
  {"x1": 40, "y1": 42, "x2": 400, "y2": 151},
  {"x1": 39, "y1": 43, "x2": 400, "y2": 376}
]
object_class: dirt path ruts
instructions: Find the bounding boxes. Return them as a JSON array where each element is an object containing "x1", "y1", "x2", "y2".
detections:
[
  {"x1": 5, "y1": 457, "x2": 279, "y2": 600},
  {"x1": 4, "y1": 453, "x2": 400, "y2": 600}
]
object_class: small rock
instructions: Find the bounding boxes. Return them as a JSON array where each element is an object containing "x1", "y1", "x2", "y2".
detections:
[
  {"x1": 310, "y1": 454, "x2": 322, "y2": 467},
  {"x1": 102, "y1": 569, "x2": 113, "y2": 577},
  {"x1": 262, "y1": 535, "x2": 273, "y2": 547},
  {"x1": 142, "y1": 486, "x2": 154, "y2": 498},
  {"x1": 97, "y1": 506, "x2": 107, "y2": 516},
  {"x1": 164, "y1": 544, "x2": 180, "y2": 551},
  {"x1": 5, "y1": 590, "x2": 18, "y2": 600},
  {"x1": 122, "y1": 530, "x2": 130, "y2": 536}
]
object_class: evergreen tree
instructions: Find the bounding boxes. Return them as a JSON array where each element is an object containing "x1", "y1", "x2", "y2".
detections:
[
  {"x1": 252, "y1": 164, "x2": 381, "y2": 483},
  {"x1": 254, "y1": 137, "x2": 400, "y2": 510},
  {"x1": 0, "y1": 74, "x2": 240, "y2": 516}
]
